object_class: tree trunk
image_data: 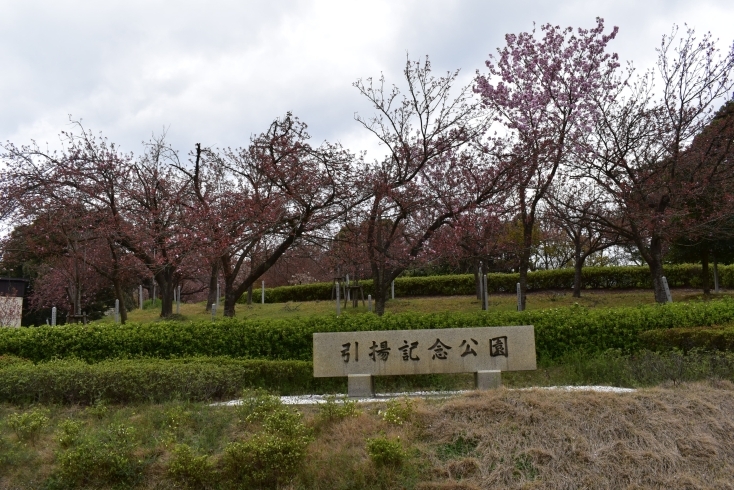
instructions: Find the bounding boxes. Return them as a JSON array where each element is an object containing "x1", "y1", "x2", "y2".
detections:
[
  {"x1": 701, "y1": 247, "x2": 710, "y2": 295},
  {"x1": 223, "y1": 276, "x2": 237, "y2": 317},
  {"x1": 206, "y1": 261, "x2": 219, "y2": 312},
  {"x1": 647, "y1": 238, "x2": 668, "y2": 304},
  {"x1": 572, "y1": 242, "x2": 583, "y2": 298},
  {"x1": 373, "y1": 279, "x2": 388, "y2": 316},
  {"x1": 517, "y1": 220, "x2": 534, "y2": 310},
  {"x1": 155, "y1": 269, "x2": 175, "y2": 317}
]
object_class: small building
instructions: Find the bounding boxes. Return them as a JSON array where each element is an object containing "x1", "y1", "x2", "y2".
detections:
[{"x1": 0, "y1": 278, "x2": 28, "y2": 328}]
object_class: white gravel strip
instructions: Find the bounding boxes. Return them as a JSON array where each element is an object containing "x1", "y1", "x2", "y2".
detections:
[{"x1": 212, "y1": 385, "x2": 635, "y2": 407}]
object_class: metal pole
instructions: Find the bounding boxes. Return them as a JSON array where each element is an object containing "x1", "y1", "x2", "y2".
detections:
[
  {"x1": 483, "y1": 274, "x2": 489, "y2": 311},
  {"x1": 336, "y1": 280, "x2": 341, "y2": 316},
  {"x1": 714, "y1": 257, "x2": 720, "y2": 293},
  {"x1": 139, "y1": 285, "x2": 143, "y2": 310},
  {"x1": 216, "y1": 281, "x2": 220, "y2": 310},
  {"x1": 261, "y1": 281, "x2": 265, "y2": 304},
  {"x1": 391, "y1": 280, "x2": 395, "y2": 300},
  {"x1": 368, "y1": 294, "x2": 372, "y2": 313},
  {"x1": 211, "y1": 303, "x2": 216, "y2": 320},
  {"x1": 479, "y1": 265, "x2": 485, "y2": 310},
  {"x1": 177, "y1": 285, "x2": 181, "y2": 314},
  {"x1": 51, "y1": 306, "x2": 57, "y2": 326},
  {"x1": 346, "y1": 274, "x2": 350, "y2": 301},
  {"x1": 114, "y1": 299, "x2": 120, "y2": 324}
]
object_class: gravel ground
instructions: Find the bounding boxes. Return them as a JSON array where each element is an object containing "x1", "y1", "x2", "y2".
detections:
[{"x1": 212, "y1": 385, "x2": 636, "y2": 406}]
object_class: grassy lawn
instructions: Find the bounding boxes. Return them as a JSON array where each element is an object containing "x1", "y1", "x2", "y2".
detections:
[{"x1": 114, "y1": 288, "x2": 734, "y2": 324}]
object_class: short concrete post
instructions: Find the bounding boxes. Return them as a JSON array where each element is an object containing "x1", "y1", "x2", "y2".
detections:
[
  {"x1": 483, "y1": 274, "x2": 489, "y2": 311},
  {"x1": 391, "y1": 280, "x2": 395, "y2": 300},
  {"x1": 114, "y1": 299, "x2": 120, "y2": 324},
  {"x1": 516, "y1": 283, "x2": 523, "y2": 311},
  {"x1": 336, "y1": 281, "x2": 341, "y2": 317},
  {"x1": 479, "y1": 271, "x2": 485, "y2": 310},
  {"x1": 475, "y1": 370, "x2": 502, "y2": 390},
  {"x1": 51, "y1": 306, "x2": 57, "y2": 326},
  {"x1": 348, "y1": 374, "x2": 375, "y2": 398},
  {"x1": 139, "y1": 285, "x2": 143, "y2": 310},
  {"x1": 211, "y1": 303, "x2": 217, "y2": 320},
  {"x1": 662, "y1": 276, "x2": 673, "y2": 303},
  {"x1": 368, "y1": 294, "x2": 372, "y2": 313},
  {"x1": 261, "y1": 281, "x2": 265, "y2": 304}
]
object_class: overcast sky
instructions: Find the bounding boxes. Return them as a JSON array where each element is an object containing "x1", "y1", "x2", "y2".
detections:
[{"x1": 2, "y1": 0, "x2": 733, "y2": 162}]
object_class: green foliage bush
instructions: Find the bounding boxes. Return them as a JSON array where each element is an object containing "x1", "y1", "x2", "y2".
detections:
[
  {"x1": 223, "y1": 398, "x2": 312, "y2": 489},
  {"x1": 639, "y1": 326, "x2": 734, "y2": 353},
  {"x1": 241, "y1": 264, "x2": 734, "y2": 303},
  {"x1": 366, "y1": 435, "x2": 406, "y2": 467},
  {"x1": 6, "y1": 408, "x2": 49, "y2": 444},
  {"x1": 4, "y1": 300, "x2": 734, "y2": 365},
  {"x1": 316, "y1": 395, "x2": 360, "y2": 424},
  {"x1": 380, "y1": 398, "x2": 414, "y2": 426},
  {"x1": 52, "y1": 424, "x2": 142, "y2": 488},
  {"x1": 0, "y1": 358, "x2": 342, "y2": 405},
  {"x1": 166, "y1": 444, "x2": 215, "y2": 489}
]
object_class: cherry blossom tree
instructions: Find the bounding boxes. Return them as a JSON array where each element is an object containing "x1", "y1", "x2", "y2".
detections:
[
  {"x1": 582, "y1": 26, "x2": 734, "y2": 302},
  {"x1": 475, "y1": 18, "x2": 620, "y2": 309},
  {"x1": 354, "y1": 56, "x2": 509, "y2": 315},
  {"x1": 195, "y1": 113, "x2": 356, "y2": 317}
]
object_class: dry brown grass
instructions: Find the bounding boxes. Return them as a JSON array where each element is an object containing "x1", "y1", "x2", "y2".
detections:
[{"x1": 409, "y1": 381, "x2": 734, "y2": 489}]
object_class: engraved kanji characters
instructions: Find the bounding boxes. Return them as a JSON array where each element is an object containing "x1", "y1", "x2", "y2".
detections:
[
  {"x1": 428, "y1": 339, "x2": 451, "y2": 360},
  {"x1": 490, "y1": 336, "x2": 508, "y2": 357},
  {"x1": 459, "y1": 338, "x2": 478, "y2": 357},
  {"x1": 398, "y1": 340, "x2": 420, "y2": 361},
  {"x1": 369, "y1": 340, "x2": 391, "y2": 361}
]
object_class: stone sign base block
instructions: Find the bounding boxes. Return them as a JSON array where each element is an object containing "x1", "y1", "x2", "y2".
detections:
[
  {"x1": 348, "y1": 374, "x2": 375, "y2": 398},
  {"x1": 475, "y1": 370, "x2": 501, "y2": 390}
]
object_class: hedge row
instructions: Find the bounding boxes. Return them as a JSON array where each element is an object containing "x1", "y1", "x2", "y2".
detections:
[
  {"x1": 639, "y1": 326, "x2": 734, "y2": 353},
  {"x1": 0, "y1": 357, "x2": 344, "y2": 405},
  {"x1": 4, "y1": 300, "x2": 734, "y2": 362},
  {"x1": 243, "y1": 264, "x2": 734, "y2": 303}
]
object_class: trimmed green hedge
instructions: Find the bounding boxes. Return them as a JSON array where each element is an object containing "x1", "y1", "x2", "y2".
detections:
[
  {"x1": 0, "y1": 357, "x2": 342, "y2": 404},
  {"x1": 4, "y1": 300, "x2": 734, "y2": 363},
  {"x1": 245, "y1": 264, "x2": 734, "y2": 303},
  {"x1": 639, "y1": 326, "x2": 734, "y2": 353}
]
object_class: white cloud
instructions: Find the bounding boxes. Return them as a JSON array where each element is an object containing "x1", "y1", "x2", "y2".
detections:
[{"x1": 2, "y1": 0, "x2": 733, "y2": 161}]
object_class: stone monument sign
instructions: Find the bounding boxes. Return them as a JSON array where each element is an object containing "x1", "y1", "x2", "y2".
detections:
[{"x1": 314, "y1": 325, "x2": 536, "y2": 397}]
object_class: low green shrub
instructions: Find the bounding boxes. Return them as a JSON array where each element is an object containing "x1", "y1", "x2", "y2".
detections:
[
  {"x1": 241, "y1": 264, "x2": 734, "y2": 303},
  {"x1": 0, "y1": 358, "x2": 343, "y2": 405},
  {"x1": 223, "y1": 402, "x2": 312, "y2": 489},
  {"x1": 5, "y1": 299, "x2": 734, "y2": 364},
  {"x1": 366, "y1": 435, "x2": 406, "y2": 467},
  {"x1": 639, "y1": 326, "x2": 734, "y2": 353},
  {"x1": 316, "y1": 395, "x2": 360, "y2": 424},
  {"x1": 166, "y1": 444, "x2": 215, "y2": 489},
  {"x1": 52, "y1": 424, "x2": 143, "y2": 488},
  {"x1": 5, "y1": 408, "x2": 49, "y2": 444},
  {"x1": 380, "y1": 398, "x2": 414, "y2": 426},
  {"x1": 560, "y1": 348, "x2": 734, "y2": 386}
]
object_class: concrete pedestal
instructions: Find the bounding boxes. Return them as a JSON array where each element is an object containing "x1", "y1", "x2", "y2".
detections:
[
  {"x1": 348, "y1": 374, "x2": 375, "y2": 398},
  {"x1": 475, "y1": 370, "x2": 501, "y2": 390}
]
